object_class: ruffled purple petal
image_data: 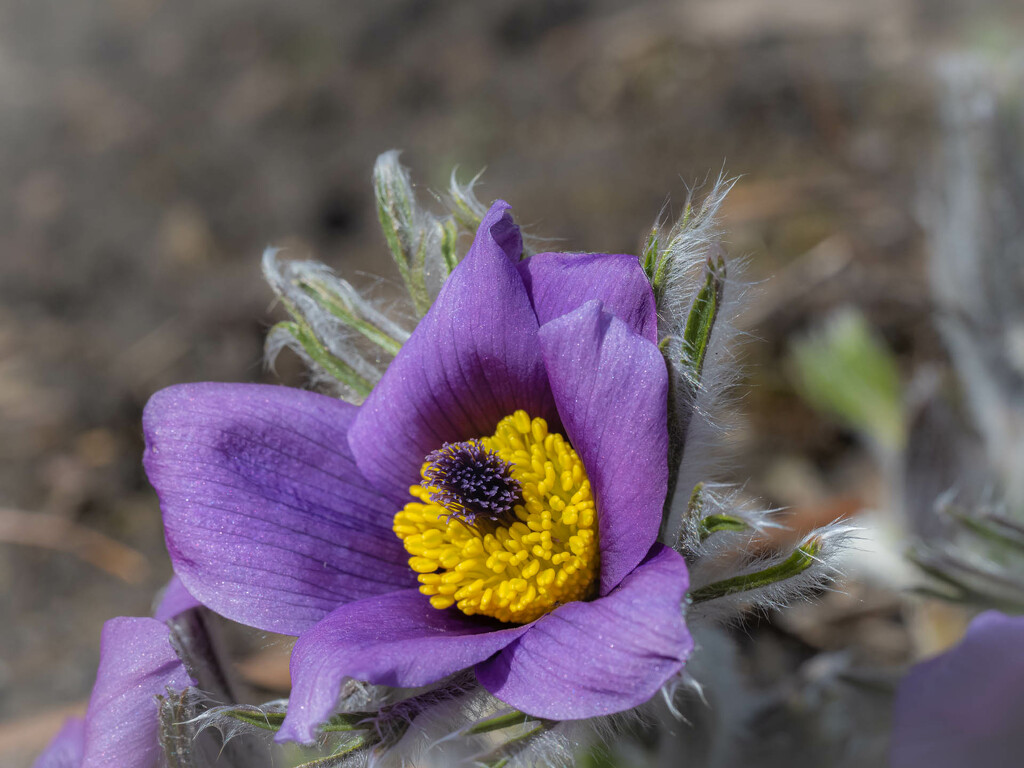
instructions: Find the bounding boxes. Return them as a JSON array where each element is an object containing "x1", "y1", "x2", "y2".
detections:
[
  {"x1": 891, "y1": 611, "x2": 1024, "y2": 768},
  {"x1": 34, "y1": 717, "x2": 85, "y2": 768},
  {"x1": 538, "y1": 300, "x2": 669, "y2": 594},
  {"x1": 144, "y1": 383, "x2": 415, "y2": 636},
  {"x1": 519, "y1": 252, "x2": 658, "y2": 343},
  {"x1": 80, "y1": 617, "x2": 194, "y2": 768},
  {"x1": 279, "y1": 589, "x2": 529, "y2": 744},
  {"x1": 475, "y1": 544, "x2": 691, "y2": 719},
  {"x1": 153, "y1": 576, "x2": 201, "y2": 622},
  {"x1": 348, "y1": 201, "x2": 555, "y2": 496}
]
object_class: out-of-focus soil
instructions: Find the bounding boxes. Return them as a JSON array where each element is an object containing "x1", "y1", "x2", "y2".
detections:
[{"x1": 1, "y1": 0, "x2": 1021, "y2": 764}]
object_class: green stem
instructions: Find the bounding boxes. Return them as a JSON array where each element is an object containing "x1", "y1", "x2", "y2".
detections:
[{"x1": 690, "y1": 537, "x2": 821, "y2": 603}]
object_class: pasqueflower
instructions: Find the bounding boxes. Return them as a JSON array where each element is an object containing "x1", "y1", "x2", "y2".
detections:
[
  {"x1": 143, "y1": 201, "x2": 693, "y2": 743},
  {"x1": 34, "y1": 579, "x2": 198, "y2": 768}
]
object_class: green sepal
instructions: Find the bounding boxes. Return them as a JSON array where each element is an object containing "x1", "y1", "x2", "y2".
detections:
[
  {"x1": 680, "y1": 254, "x2": 726, "y2": 388},
  {"x1": 271, "y1": 320, "x2": 373, "y2": 398},
  {"x1": 298, "y1": 277, "x2": 403, "y2": 356},
  {"x1": 690, "y1": 536, "x2": 822, "y2": 603}
]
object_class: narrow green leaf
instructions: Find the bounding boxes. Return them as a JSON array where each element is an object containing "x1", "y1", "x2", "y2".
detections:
[
  {"x1": 650, "y1": 203, "x2": 692, "y2": 299},
  {"x1": 680, "y1": 255, "x2": 725, "y2": 387},
  {"x1": 687, "y1": 481, "x2": 705, "y2": 517},
  {"x1": 321, "y1": 711, "x2": 376, "y2": 733},
  {"x1": 690, "y1": 537, "x2": 821, "y2": 603},
  {"x1": 373, "y1": 156, "x2": 432, "y2": 316},
  {"x1": 291, "y1": 735, "x2": 372, "y2": 768},
  {"x1": 219, "y1": 708, "x2": 373, "y2": 734},
  {"x1": 449, "y1": 168, "x2": 486, "y2": 233},
  {"x1": 698, "y1": 514, "x2": 750, "y2": 542},
  {"x1": 298, "y1": 278, "x2": 403, "y2": 356},
  {"x1": 465, "y1": 710, "x2": 534, "y2": 735},
  {"x1": 439, "y1": 217, "x2": 460, "y2": 275},
  {"x1": 222, "y1": 710, "x2": 286, "y2": 732},
  {"x1": 641, "y1": 227, "x2": 659, "y2": 279},
  {"x1": 272, "y1": 321, "x2": 373, "y2": 398}
]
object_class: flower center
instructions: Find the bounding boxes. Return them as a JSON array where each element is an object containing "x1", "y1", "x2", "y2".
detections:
[
  {"x1": 421, "y1": 440, "x2": 522, "y2": 527},
  {"x1": 393, "y1": 410, "x2": 599, "y2": 624}
]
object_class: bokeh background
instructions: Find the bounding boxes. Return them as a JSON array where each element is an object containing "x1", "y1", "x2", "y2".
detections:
[{"x1": 1, "y1": 0, "x2": 1022, "y2": 764}]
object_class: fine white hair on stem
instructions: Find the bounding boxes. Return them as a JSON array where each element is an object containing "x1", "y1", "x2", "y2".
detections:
[
  {"x1": 654, "y1": 173, "x2": 738, "y2": 329},
  {"x1": 670, "y1": 263, "x2": 752, "y2": 518},
  {"x1": 675, "y1": 485, "x2": 788, "y2": 598},
  {"x1": 648, "y1": 173, "x2": 753, "y2": 537},
  {"x1": 687, "y1": 523, "x2": 859, "y2": 627}
]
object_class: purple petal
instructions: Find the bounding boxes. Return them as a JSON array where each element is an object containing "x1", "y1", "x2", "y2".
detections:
[
  {"x1": 34, "y1": 717, "x2": 85, "y2": 768},
  {"x1": 475, "y1": 544, "x2": 691, "y2": 719},
  {"x1": 891, "y1": 611, "x2": 1024, "y2": 768},
  {"x1": 538, "y1": 300, "x2": 669, "y2": 594},
  {"x1": 153, "y1": 576, "x2": 201, "y2": 622},
  {"x1": 349, "y1": 201, "x2": 555, "y2": 495},
  {"x1": 144, "y1": 383, "x2": 416, "y2": 637},
  {"x1": 519, "y1": 252, "x2": 658, "y2": 343},
  {"x1": 81, "y1": 617, "x2": 194, "y2": 768},
  {"x1": 279, "y1": 589, "x2": 529, "y2": 744}
]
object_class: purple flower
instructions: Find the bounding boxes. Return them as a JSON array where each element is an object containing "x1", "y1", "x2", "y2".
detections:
[
  {"x1": 34, "y1": 579, "x2": 199, "y2": 768},
  {"x1": 143, "y1": 201, "x2": 693, "y2": 743},
  {"x1": 891, "y1": 611, "x2": 1024, "y2": 768}
]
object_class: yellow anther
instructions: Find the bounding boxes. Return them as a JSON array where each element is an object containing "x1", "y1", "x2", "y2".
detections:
[{"x1": 393, "y1": 410, "x2": 600, "y2": 624}]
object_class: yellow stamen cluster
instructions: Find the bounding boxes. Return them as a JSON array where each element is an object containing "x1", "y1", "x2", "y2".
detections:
[{"x1": 393, "y1": 410, "x2": 599, "y2": 624}]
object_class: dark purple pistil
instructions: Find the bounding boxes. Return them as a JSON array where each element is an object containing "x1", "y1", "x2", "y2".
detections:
[{"x1": 422, "y1": 440, "x2": 522, "y2": 527}]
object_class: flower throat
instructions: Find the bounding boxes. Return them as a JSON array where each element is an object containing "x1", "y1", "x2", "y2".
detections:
[{"x1": 393, "y1": 411, "x2": 600, "y2": 624}]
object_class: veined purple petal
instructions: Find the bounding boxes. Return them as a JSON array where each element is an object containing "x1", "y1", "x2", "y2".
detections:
[
  {"x1": 349, "y1": 201, "x2": 555, "y2": 496},
  {"x1": 519, "y1": 252, "x2": 658, "y2": 343},
  {"x1": 144, "y1": 383, "x2": 416, "y2": 637},
  {"x1": 153, "y1": 576, "x2": 201, "y2": 622},
  {"x1": 538, "y1": 300, "x2": 669, "y2": 594},
  {"x1": 81, "y1": 617, "x2": 194, "y2": 768},
  {"x1": 279, "y1": 589, "x2": 529, "y2": 744},
  {"x1": 891, "y1": 611, "x2": 1024, "y2": 768},
  {"x1": 475, "y1": 544, "x2": 691, "y2": 719},
  {"x1": 34, "y1": 717, "x2": 85, "y2": 768}
]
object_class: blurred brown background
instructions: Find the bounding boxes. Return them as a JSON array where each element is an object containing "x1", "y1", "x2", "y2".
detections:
[{"x1": 1, "y1": 0, "x2": 1021, "y2": 764}]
